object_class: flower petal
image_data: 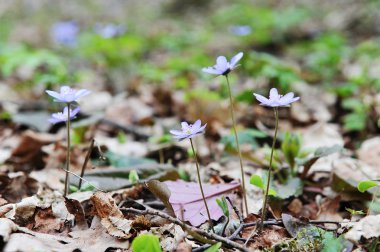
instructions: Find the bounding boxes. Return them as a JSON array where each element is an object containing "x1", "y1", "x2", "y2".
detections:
[
  {"x1": 48, "y1": 117, "x2": 64, "y2": 124},
  {"x1": 181, "y1": 122, "x2": 189, "y2": 129},
  {"x1": 74, "y1": 89, "x2": 91, "y2": 99},
  {"x1": 202, "y1": 67, "x2": 223, "y2": 75},
  {"x1": 269, "y1": 88, "x2": 279, "y2": 100},
  {"x1": 230, "y1": 52, "x2": 243, "y2": 68},
  {"x1": 170, "y1": 130, "x2": 184, "y2": 136},
  {"x1": 198, "y1": 123, "x2": 207, "y2": 133},
  {"x1": 46, "y1": 90, "x2": 63, "y2": 101},
  {"x1": 216, "y1": 56, "x2": 228, "y2": 70},
  {"x1": 253, "y1": 93, "x2": 270, "y2": 105},
  {"x1": 71, "y1": 106, "x2": 81, "y2": 117},
  {"x1": 192, "y1": 119, "x2": 201, "y2": 129}
]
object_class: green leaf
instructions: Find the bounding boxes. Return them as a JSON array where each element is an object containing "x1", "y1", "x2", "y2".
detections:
[
  {"x1": 321, "y1": 232, "x2": 343, "y2": 252},
  {"x1": 132, "y1": 234, "x2": 162, "y2": 252},
  {"x1": 273, "y1": 177, "x2": 303, "y2": 199},
  {"x1": 358, "y1": 180, "x2": 379, "y2": 193},
  {"x1": 204, "y1": 242, "x2": 222, "y2": 252},
  {"x1": 345, "y1": 208, "x2": 365, "y2": 215},
  {"x1": 216, "y1": 197, "x2": 229, "y2": 217},
  {"x1": 129, "y1": 170, "x2": 139, "y2": 183},
  {"x1": 250, "y1": 174, "x2": 264, "y2": 189},
  {"x1": 268, "y1": 188, "x2": 277, "y2": 196}
]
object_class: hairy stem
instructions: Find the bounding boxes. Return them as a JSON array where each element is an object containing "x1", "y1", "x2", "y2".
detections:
[
  {"x1": 225, "y1": 75, "x2": 248, "y2": 216},
  {"x1": 259, "y1": 107, "x2": 279, "y2": 231},
  {"x1": 190, "y1": 138, "x2": 214, "y2": 233},
  {"x1": 64, "y1": 103, "x2": 71, "y2": 197}
]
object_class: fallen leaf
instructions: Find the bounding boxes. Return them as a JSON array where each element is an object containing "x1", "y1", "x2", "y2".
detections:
[
  {"x1": 90, "y1": 191, "x2": 133, "y2": 239},
  {"x1": 357, "y1": 137, "x2": 380, "y2": 168},
  {"x1": 345, "y1": 214, "x2": 380, "y2": 242},
  {"x1": 164, "y1": 180, "x2": 240, "y2": 226},
  {"x1": 0, "y1": 218, "x2": 17, "y2": 242},
  {"x1": 6, "y1": 130, "x2": 59, "y2": 172}
]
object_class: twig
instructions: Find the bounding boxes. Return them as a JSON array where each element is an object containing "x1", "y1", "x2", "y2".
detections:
[
  {"x1": 121, "y1": 206, "x2": 249, "y2": 252},
  {"x1": 78, "y1": 139, "x2": 95, "y2": 189},
  {"x1": 226, "y1": 196, "x2": 243, "y2": 223},
  {"x1": 62, "y1": 168, "x2": 104, "y2": 193},
  {"x1": 221, "y1": 216, "x2": 229, "y2": 237}
]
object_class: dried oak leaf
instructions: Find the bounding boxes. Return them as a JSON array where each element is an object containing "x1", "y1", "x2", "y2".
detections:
[{"x1": 90, "y1": 191, "x2": 133, "y2": 239}]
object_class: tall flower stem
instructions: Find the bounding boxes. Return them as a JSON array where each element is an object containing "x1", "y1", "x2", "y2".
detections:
[
  {"x1": 64, "y1": 103, "x2": 71, "y2": 196},
  {"x1": 259, "y1": 107, "x2": 279, "y2": 231},
  {"x1": 225, "y1": 75, "x2": 248, "y2": 216},
  {"x1": 190, "y1": 138, "x2": 214, "y2": 233}
]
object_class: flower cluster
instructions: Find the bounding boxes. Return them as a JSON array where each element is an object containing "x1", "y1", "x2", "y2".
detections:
[{"x1": 46, "y1": 85, "x2": 90, "y2": 124}]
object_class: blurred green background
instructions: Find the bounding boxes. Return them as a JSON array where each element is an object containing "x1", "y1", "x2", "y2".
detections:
[{"x1": 1, "y1": 0, "x2": 380, "y2": 134}]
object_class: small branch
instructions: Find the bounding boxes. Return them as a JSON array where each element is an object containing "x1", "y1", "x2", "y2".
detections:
[
  {"x1": 62, "y1": 168, "x2": 104, "y2": 193},
  {"x1": 226, "y1": 196, "x2": 243, "y2": 223},
  {"x1": 121, "y1": 206, "x2": 249, "y2": 252},
  {"x1": 78, "y1": 139, "x2": 95, "y2": 189}
]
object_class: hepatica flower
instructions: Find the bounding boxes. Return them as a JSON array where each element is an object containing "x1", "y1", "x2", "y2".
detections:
[
  {"x1": 94, "y1": 23, "x2": 127, "y2": 39},
  {"x1": 170, "y1": 120, "x2": 206, "y2": 141},
  {"x1": 51, "y1": 21, "x2": 79, "y2": 46},
  {"x1": 202, "y1": 52, "x2": 243, "y2": 76},
  {"x1": 46, "y1": 86, "x2": 91, "y2": 103},
  {"x1": 48, "y1": 106, "x2": 80, "y2": 124},
  {"x1": 254, "y1": 88, "x2": 300, "y2": 107}
]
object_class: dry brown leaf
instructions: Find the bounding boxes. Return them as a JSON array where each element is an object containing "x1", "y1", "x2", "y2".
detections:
[
  {"x1": 91, "y1": 191, "x2": 133, "y2": 239},
  {"x1": 345, "y1": 214, "x2": 380, "y2": 243},
  {"x1": 6, "y1": 130, "x2": 59, "y2": 172},
  {"x1": 91, "y1": 191, "x2": 123, "y2": 219},
  {"x1": 3, "y1": 217, "x2": 129, "y2": 252},
  {"x1": 357, "y1": 137, "x2": 380, "y2": 168},
  {"x1": 0, "y1": 172, "x2": 39, "y2": 203},
  {"x1": 0, "y1": 218, "x2": 17, "y2": 242}
]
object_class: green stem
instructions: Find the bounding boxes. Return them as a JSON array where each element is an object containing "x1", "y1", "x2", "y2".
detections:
[
  {"x1": 259, "y1": 107, "x2": 279, "y2": 231},
  {"x1": 64, "y1": 103, "x2": 71, "y2": 197},
  {"x1": 225, "y1": 75, "x2": 248, "y2": 216},
  {"x1": 190, "y1": 138, "x2": 215, "y2": 233}
]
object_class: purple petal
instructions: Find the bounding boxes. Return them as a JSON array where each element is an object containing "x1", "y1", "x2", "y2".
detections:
[
  {"x1": 269, "y1": 88, "x2": 279, "y2": 100},
  {"x1": 46, "y1": 90, "x2": 63, "y2": 101},
  {"x1": 48, "y1": 117, "x2": 64, "y2": 124},
  {"x1": 202, "y1": 67, "x2": 223, "y2": 75},
  {"x1": 192, "y1": 119, "x2": 201, "y2": 129},
  {"x1": 74, "y1": 89, "x2": 91, "y2": 99},
  {"x1": 70, "y1": 106, "x2": 81, "y2": 117},
  {"x1": 181, "y1": 122, "x2": 189, "y2": 129},
  {"x1": 230, "y1": 52, "x2": 243, "y2": 68},
  {"x1": 253, "y1": 93, "x2": 270, "y2": 104},
  {"x1": 198, "y1": 123, "x2": 207, "y2": 133},
  {"x1": 216, "y1": 56, "x2": 228, "y2": 70},
  {"x1": 170, "y1": 130, "x2": 184, "y2": 136},
  {"x1": 60, "y1": 86, "x2": 71, "y2": 93}
]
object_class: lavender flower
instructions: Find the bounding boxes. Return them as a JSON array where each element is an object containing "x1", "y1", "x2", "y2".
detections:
[
  {"x1": 229, "y1": 25, "x2": 252, "y2": 36},
  {"x1": 48, "y1": 106, "x2": 80, "y2": 124},
  {"x1": 202, "y1": 52, "x2": 243, "y2": 76},
  {"x1": 170, "y1": 120, "x2": 207, "y2": 141},
  {"x1": 94, "y1": 23, "x2": 127, "y2": 39},
  {"x1": 51, "y1": 21, "x2": 79, "y2": 46},
  {"x1": 253, "y1": 88, "x2": 300, "y2": 107},
  {"x1": 46, "y1": 86, "x2": 91, "y2": 103}
]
